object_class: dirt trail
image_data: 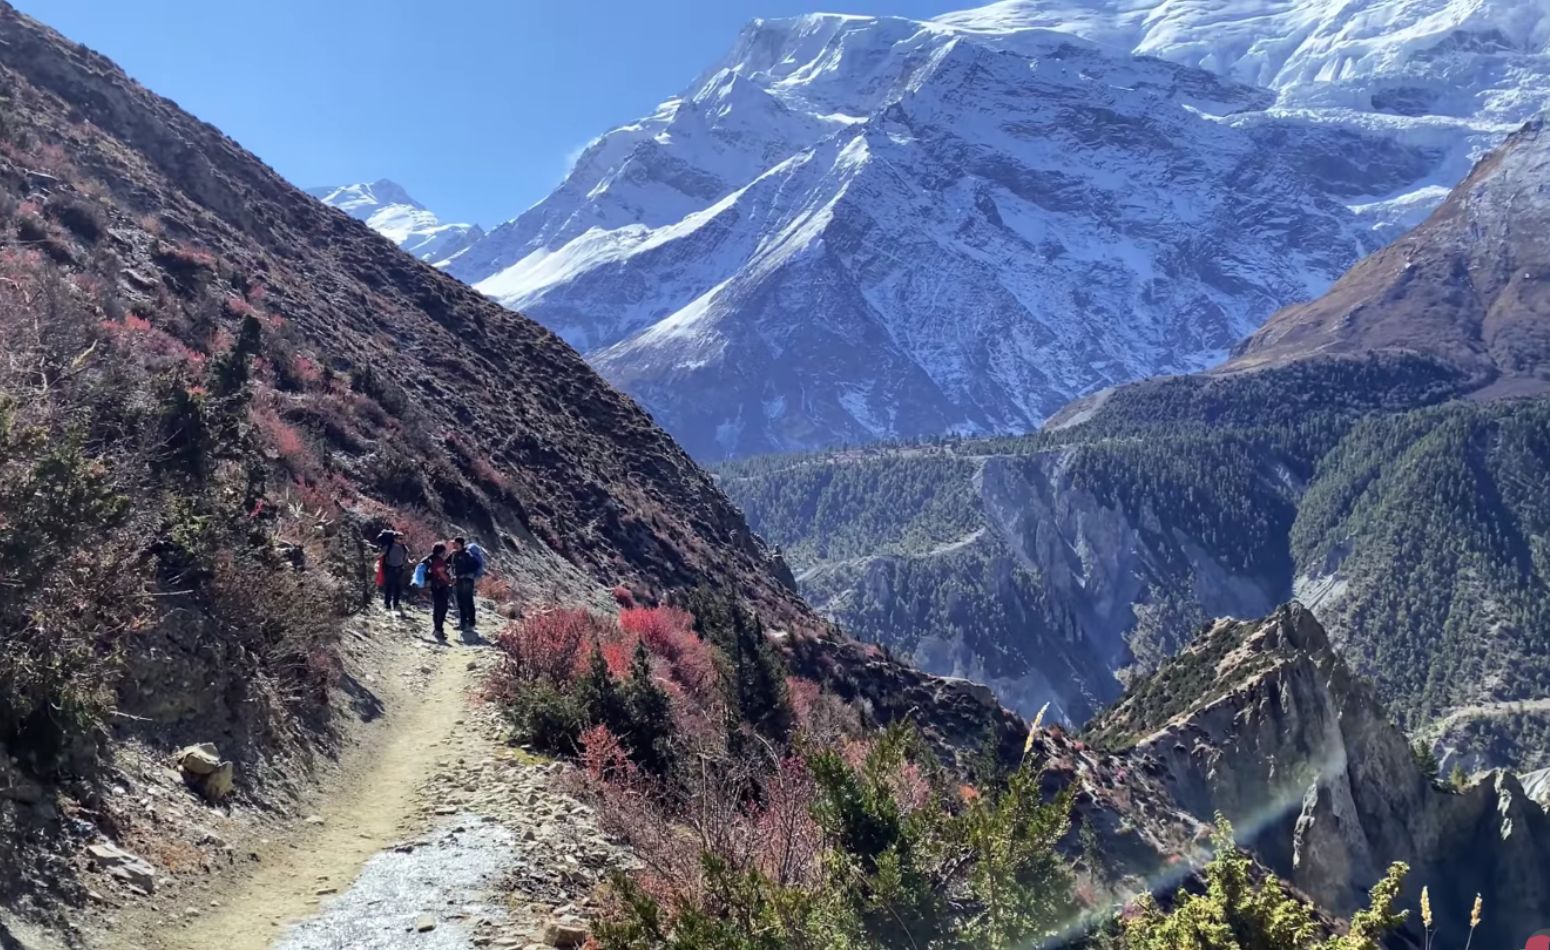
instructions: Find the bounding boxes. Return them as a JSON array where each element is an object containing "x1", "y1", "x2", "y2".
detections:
[
  {"x1": 88, "y1": 611, "x2": 628, "y2": 950},
  {"x1": 92, "y1": 637, "x2": 479, "y2": 950},
  {"x1": 181, "y1": 647, "x2": 477, "y2": 949}
]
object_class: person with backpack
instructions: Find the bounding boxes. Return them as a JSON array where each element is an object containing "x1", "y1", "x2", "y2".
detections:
[
  {"x1": 451, "y1": 536, "x2": 486, "y2": 634},
  {"x1": 417, "y1": 542, "x2": 454, "y2": 643},
  {"x1": 376, "y1": 529, "x2": 410, "y2": 614}
]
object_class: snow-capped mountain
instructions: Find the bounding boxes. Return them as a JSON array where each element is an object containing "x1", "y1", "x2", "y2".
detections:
[
  {"x1": 445, "y1": 0, "x2": 1550, "y2": 458},
  {"x1": 308, "y1": 179, "x2": 484, "y2": 266},
  {"x1": 938, "y1": 0, "x2": 1550, "y2": 234}
]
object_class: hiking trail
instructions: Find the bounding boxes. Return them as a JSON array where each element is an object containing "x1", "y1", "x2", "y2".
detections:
[{"x1": 90, "y1": 610, "x2": 627, "y2": 950}]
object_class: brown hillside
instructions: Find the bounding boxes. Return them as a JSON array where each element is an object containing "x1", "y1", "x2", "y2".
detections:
[
  {"x1": 0, "y1": 1, "x2": 1022, "y2": 767},
  {"x1": 0, "y1": 2, "x2": 801, "y2": 618},
  {"x1": 1224, "y1": 117, "x2": 1550, "y2": 400}
]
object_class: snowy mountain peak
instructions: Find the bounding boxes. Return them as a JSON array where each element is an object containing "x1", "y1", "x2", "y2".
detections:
[
  {"x1": 308, "y1": 179, "x2": 483, "y2": 267},
  {"x1": 308, "y1": 178, "x2": 424, "y2": 215},
  {"x1": 934, "y1": 0, "x2": 1550, "y2": 110},
  {"x1": 435, "y1": 0, "x2": 1550, "y2": 459}
]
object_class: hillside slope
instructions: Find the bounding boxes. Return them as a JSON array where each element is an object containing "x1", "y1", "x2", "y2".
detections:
[
  {"x1": 1226, "y1": 117, "x2": 1550, "y2": 397},
  {"x1": 0, "y1": 3, "x2": 799, "y2": 615}
]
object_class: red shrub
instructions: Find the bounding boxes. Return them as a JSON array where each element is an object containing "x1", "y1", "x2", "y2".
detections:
[
  {"x1": 750, "y1": 756, "x2": 822, "y2": 886},
  {"x1": 289, "y1": 472, "x2": 350, "y2": 518},
  {"x1": 34, "y1": 142, "x2": 68, "y2": 173},
  {"x1": 622, "y1": 606, "x2": 720, "y2": 706},
  {"x1": 491, "y1": 608, "x2": 607, "y2": 688},
  {"x1": 580, "y1": 724, "x2": 636, "y2": 784},
  {"x1": 787, "y1": 676, "x2": 821, "y2": 726},
  {"x1": 164, "y1": 242, "x2": 216, "y2": 270},
  {"x1": 888, "y1": 760, "x2": 933, "y2": 814},
  {"x1": 476, "y1": 571, "x2": 516, "y2": 604},
  {"x1": 290, "y1": 353, "x2": 324, "y2": 386},
  {"x1": 223, "y1": 295, "x2": 257, "y2": 319},
  {"x1": 252, "y1": 406, "x2": 316, "y2": 475},
  {"x1": 596, "y1": 639, "x2": 635, "y2": 679},
  {"x1": 70, "y1": 271, "x2": 107, "y2": 300}
]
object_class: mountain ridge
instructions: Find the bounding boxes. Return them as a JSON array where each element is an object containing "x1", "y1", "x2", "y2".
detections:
[
  {"x1": 340, "y1": 0, "x2": 1544, "y2": 459},
  {"x1": 442, "y1": 11, "x2": 1381, "y2": 457},
  {"x1": 307, "y1": 178, "x2": 485, "y2": 267}
]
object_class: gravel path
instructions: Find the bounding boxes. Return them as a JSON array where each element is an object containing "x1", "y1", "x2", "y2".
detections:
[{"x1": 90, "y1": 611, "x2": 629, "y2": 950}]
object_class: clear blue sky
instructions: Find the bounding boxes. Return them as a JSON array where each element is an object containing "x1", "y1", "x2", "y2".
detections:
[{"x1": 18, "y1": 0, "x2": 966, "y2": 226}]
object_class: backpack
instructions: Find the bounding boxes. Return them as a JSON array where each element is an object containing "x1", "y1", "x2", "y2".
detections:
[
  {"x1": 467, "y1": 542, "x2": 487, "y2": 579},
  {"x1": 411, "y1": 561, "x2": 428, "y2": 589}
]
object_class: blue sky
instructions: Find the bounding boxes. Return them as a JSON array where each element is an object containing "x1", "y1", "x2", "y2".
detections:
[{"x1": 18, "y1": 0, "x2": 967, "y2": 226}]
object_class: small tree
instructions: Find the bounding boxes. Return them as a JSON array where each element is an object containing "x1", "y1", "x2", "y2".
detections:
[
  {"x1": 1449, "y1": 764, "x2": 1469, "y2": 791},
  {"x1": 622, "y1": 641, "x2": 676, "y2": 775}
]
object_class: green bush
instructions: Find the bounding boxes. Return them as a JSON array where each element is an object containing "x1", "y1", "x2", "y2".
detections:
[
  {"x1": 502, "y1": 641, "x2": 677, "y2": 774},
  {"x1": 595, "y1": 724, "x2": 1076, "y2": 950},
  {"x1": 505, "y1": 679, "x2": 589, "y2": 754},
  {"x1": 1120, "y1": 817, "x2": 1407, "y2": 950}
]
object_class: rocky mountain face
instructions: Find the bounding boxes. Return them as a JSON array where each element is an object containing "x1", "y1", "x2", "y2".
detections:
[
  {"x1": 307, "y1": 179, "x2": 484, "y2": 267},
  {"x1": 1089, "y1": 604, "x2": 1550, "y2": 949},
  {"x1": 442, "y1": 12, "x2": 1367, "y2": 458},
  {"x1": 325, "y1": 0, "x2": 1550, "y2": 460},
  {"x1": 724, "y1": 123, "x2": 1550, "y2": 768},
  {"x1": 723, "y1": 446, "x2": 1291, "y2": 725},
  {"x1": 1227, "y1": 117, "x2": 1550, "y2": 397}
]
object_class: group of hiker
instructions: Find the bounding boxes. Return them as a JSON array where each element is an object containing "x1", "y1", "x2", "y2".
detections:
[{"x1": 374, "y1": 529, "x2": 487, "y2": 643}]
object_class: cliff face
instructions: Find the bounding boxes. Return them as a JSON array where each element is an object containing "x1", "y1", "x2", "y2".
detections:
[
  {"x1": 1095, "y1": 604, "x2": 1550, "y2": 947},
  {"x1": 729, "y1": 444, "x2": 1290, "y2": 724}
]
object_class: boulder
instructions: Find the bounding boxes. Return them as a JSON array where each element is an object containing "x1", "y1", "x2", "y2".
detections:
[
  {"x1": 201, "y1": 762, "x2": 235, "y2": 802},
  {"x1": 542, "y1": 919, "x2": 588, "y2": 947},
  {"x1": 177, "y1": 744, "x2": 234, "y2": 801},
  {"x1": 176, "y1": 744, "x2": 222, "y2": 776},
  {"x1": 87, "y1": 842, "x2": 157, "y2": 893}
]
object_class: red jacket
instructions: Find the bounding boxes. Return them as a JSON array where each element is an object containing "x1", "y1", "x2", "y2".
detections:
[{"x1": 424, "y1": 555, "x2": 452, "y2": 590}]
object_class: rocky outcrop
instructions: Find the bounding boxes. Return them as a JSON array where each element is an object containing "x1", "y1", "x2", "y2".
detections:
[{"x1": 1097, "y1": 604, "x2": 1550, "y2": 947}]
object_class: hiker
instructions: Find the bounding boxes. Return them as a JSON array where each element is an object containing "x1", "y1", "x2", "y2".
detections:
[
  {"x1": 451, "y1": 536, "x2": 485, "y2": 633},
  {"x1": 376, "y1": 529, "x2": 410, "y2": 614},
  {"x1": 418, "y1": 542, "x2": 454, "y2": 643}
]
